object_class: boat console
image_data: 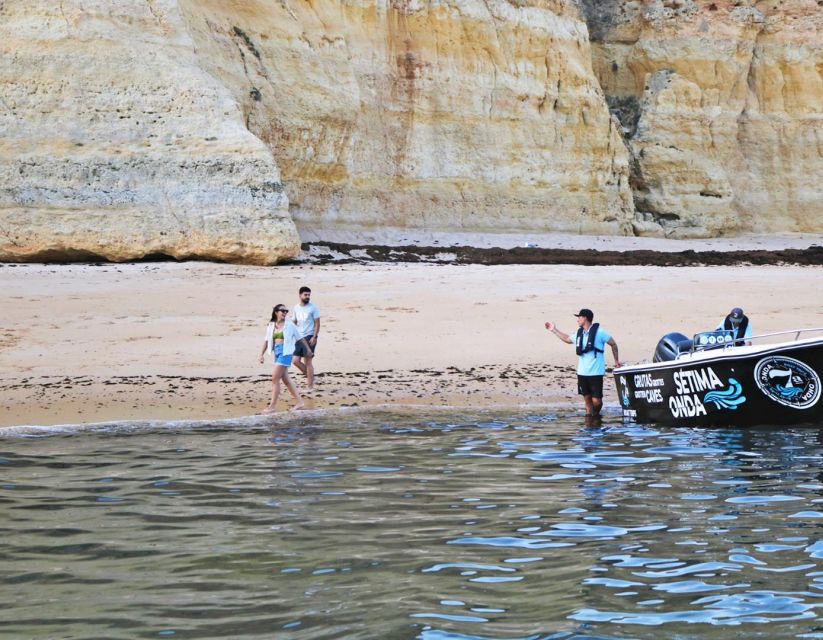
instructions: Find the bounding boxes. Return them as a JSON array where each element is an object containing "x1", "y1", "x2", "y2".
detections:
[
  {"x1": 693, "y1": 330, "x2": 737, "y2": 349},
  {"x1": 653, "y1": 330, "x2": 736, "y2": 362}
]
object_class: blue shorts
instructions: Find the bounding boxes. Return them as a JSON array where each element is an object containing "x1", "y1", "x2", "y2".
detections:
[{"x1": 273, "y1": 343, "x2": 293, "y2": 367}]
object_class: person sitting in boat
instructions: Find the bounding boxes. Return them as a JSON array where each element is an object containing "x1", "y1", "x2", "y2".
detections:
[{"x1": 716, "y1": 307, "x2": 752, "y2": 347}]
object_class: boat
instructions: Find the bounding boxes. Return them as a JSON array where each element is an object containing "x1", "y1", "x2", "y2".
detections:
[{"x1": 614, "y1": 328, "x2": 823, "y2": 426}]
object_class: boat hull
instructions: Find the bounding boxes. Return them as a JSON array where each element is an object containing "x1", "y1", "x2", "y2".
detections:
[{"x1": 614, "y1": 338, "x2": 823, "y2": 427}]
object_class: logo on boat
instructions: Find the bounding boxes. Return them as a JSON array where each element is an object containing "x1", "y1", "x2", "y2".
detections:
[
  {"x1": 619, "y1": 376, "x2": 631, "y2": 407},
  {"x1": 754, "y1": 356, "x2": 820, "y2": 410},
  {"x1": 667, "y1": 367, "x2": 746, "y2": 418}
]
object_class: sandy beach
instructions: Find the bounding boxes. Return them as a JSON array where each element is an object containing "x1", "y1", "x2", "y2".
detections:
[{"x1": 1, "y1": 243, "x2": 821, "y2": 428}]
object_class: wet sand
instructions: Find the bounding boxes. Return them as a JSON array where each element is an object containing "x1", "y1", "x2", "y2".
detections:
[{"x1": 1, "y1": 251, "x2": 821, "y2": 427}]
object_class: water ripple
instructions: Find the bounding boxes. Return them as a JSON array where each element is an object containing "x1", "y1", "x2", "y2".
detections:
[
  {"x1": 422, "y1": 563, "x2": 515, "y2": 574},
  {"x1": 633, "y1": 561, "x2": 743, "y2": 578},
  {"x1": 2, "y1": 409, "x2": 823, "y2": 638},
  {"x1": 536, "y1": 523, "x2": 629, "y2": 538},
  {"x1": 726, "y1": 495, "x2": 804, "y2": 504},
  {"x1": 447, "y1": 536, "x2": 576, "y2": 550}
]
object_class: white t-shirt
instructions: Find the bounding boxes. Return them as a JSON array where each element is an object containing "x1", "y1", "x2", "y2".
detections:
[{"x1": 292, "y1": 302, "x2": 320, "y2": 338}]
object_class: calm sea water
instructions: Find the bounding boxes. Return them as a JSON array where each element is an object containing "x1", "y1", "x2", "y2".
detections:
[{"x1": 2, "y1": 409, "x2": 823, "y2": 640}]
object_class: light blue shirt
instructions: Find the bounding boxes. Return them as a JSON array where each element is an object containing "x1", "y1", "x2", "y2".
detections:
[
  {"x1": 715, "y1": 321, "x2": 753, "y2": 342},
  {"x1": 293, "y1": 302, "x2": 320, "y2": 338},
  {"x1": 576, "y1": 325, "x2": 612, "y2": 376}
]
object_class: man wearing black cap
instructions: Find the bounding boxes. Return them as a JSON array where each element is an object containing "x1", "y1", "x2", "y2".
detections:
[
  {"x1": 716, "y1": 307, "x2": 752, "y2": 346},
  {"x1": 545, "y1": 309, "x2": 622, "y2": 417}
]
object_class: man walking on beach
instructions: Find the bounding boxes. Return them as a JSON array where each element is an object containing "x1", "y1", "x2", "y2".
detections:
[
  {"x1": 545, "y1": 309, "x2": 621, "y2": 417},
  {"x1": 292, "y1": 286, "x2": 320, "y2": 390}
]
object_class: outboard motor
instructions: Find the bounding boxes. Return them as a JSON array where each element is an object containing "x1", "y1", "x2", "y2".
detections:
[{"x1": 653, "y1": 332, "x2": 693, "y2": 363}]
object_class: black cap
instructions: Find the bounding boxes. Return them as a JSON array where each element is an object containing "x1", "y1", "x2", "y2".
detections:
[
  {"x1": 730, "y1": 307, "x2": 744, "y2": 320},
  {"x1": 574, "y1": 308, "x2": 594, "y2": 321}
]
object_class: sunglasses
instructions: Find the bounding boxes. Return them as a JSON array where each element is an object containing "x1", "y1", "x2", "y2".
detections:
[{"x1": 276, "y1": 308, "x2": 288, "y2": 313}]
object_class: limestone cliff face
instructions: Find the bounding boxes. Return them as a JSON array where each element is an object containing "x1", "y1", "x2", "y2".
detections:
[
  {"x1": 3, "y1": 1, "x2": 819, "y2": 262},
  {"x1": 0, "y1": 0, "x2": 299, "y2": 264},
  {"x1": 178, "y1": 0, "x2": 634, "y2": 235},
  {"x1": 582, "y1": 0, "x2": 823, "y2": 237}
]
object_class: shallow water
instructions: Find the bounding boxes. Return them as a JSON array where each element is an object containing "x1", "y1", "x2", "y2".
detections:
[{"x1": 2, "y1": 410, "x2": 823, "y2": 639}]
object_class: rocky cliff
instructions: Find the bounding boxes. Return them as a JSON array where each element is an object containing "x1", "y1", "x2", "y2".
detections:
[
  {"x1": 1, "y1": 1, "x2": 820, "y2": 263},
  {"x1": 178, "y1": 0, "x2": 634, "y2": 235},
  {"x1": 581, "y1": 0, "x2": 823, "y2": 236},
  {"x1": 0, "y1": 0, "x2": 299, "y2": 264}
]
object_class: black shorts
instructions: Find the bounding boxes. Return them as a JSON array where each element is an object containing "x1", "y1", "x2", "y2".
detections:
[
  {"x1": 577, "y1": 375, "x2": 604, "y2": 398},
  {"x1": 293, "y1": 335, "x2": 316, "y2": 358}
]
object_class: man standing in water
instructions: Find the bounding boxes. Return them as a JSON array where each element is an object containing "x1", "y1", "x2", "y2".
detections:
[
  {"x1": 292, "y1": 286, "x2": 321, "y2": 390},
  {"x1": 545, "y1": 309, "x2": 622, "y2": 417}
]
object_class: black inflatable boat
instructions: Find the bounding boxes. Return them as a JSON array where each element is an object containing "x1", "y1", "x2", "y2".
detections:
[{"x1": 614, "y1": 328, "x2": 823, "y2": 426}]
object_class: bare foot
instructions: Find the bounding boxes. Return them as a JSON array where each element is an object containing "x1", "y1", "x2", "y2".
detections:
[
  {"x1": 290, "y1": 403, "x2": 306, "y2": 411},
  {"x1": 260, "y1": 405, "x2": 276, "y2": 414}
]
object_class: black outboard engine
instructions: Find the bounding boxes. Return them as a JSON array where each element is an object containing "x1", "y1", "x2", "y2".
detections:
[{"x1": 653, "y1": 332, "x2": 693, "y2": 363}]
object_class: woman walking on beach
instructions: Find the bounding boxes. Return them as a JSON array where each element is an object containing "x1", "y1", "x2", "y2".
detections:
[{"x1": 259, "y1": 305, "x2": 312, "y2": 413}]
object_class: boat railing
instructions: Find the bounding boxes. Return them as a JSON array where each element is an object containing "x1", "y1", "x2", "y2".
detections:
[
  {"x1": 746, "y1": 327, "x2": 823, "y2": 343},
  {"x1": 688, "y1": 327, "x2": 823, "y2": 356}
]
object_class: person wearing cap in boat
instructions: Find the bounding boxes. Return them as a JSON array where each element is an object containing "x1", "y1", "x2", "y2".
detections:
[
  {"x1": 545, "y1": 309, "x2": 622, "y2": 417},
  {"x1": 717, "y1": 307, "x2": 752, "y2": 347}
]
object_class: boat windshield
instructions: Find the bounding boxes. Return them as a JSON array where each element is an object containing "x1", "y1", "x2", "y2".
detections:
[{"x1": 692, "y1": 330, "x2": 736, "y2": 350}]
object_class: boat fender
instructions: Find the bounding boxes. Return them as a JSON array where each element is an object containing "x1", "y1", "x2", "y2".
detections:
[{"x1": 576, "y1": 323, "x2": 603, "y2": 356}]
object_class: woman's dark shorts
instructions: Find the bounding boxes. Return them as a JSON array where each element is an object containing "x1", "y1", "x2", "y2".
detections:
[
  {"x1": 293, "y1": 335, "x2": 316, "y2": 358},
  {"x1": 577, "y1": 374, "x2": 604, "y2": 398}
]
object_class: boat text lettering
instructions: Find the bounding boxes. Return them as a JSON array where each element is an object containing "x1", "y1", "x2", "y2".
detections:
[
  {"x1": 635, "y1": 388, "x2": 664, "y2": 403},
  {"x1": 673, "y1": 368, "x2": 723, "y2": 396},
  {"x1": 634, "y1": 374, "x2": 665, "y2": 388},
  {"x1": 669, "y1": 393, "x2": 707, "y2": 418},
  {"x1": 668, "y1": 367, "x2": 724, "y2": 418}
]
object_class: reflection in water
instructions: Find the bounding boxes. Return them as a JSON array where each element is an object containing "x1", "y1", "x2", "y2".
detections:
[{"x1": 1, "y1": 412, "x2": 823, "y2": 639}]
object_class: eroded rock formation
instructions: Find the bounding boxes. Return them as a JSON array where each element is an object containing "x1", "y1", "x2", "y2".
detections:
[
  {"x1": 178, "y1": 0, "x2": 634, "y2": 235},
  {"x1": 0, "y1": 1, "x2": 299, "y2": 264},
  {"x1": 1, "y1": 0, "x2": 821, "y2": 263},
  {"x1": 582, "y1": 0, "x2": 823, "y2": 237}
]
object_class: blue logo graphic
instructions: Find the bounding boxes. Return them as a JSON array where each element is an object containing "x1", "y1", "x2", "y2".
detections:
[
  {"x1": 754, "y1": 356, "x2": 821, "y2": 410},
  {"x1": 775, "y1": 385, "x2": 803, "y2": 400},
  {"x1": 704, "y1": 378, "x2": 747, "y2": 411},
  {"x1": 619, "y1": 377, "x2": 630, "y2": 407}
]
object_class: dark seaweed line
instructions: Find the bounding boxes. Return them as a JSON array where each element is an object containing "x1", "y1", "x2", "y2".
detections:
[{"x1": 301, "y1": 242, "x2": 823, "y2": 267}]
